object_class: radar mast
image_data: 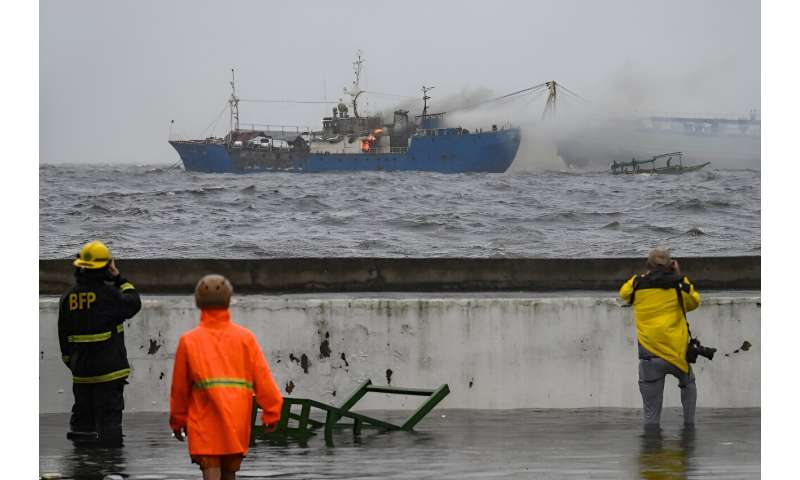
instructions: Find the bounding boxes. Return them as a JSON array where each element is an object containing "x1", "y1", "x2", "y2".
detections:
[
  {"x1": 344, "y1": 51, "x2": 365, "y2": 118},
  {"x1": 422, "y1": 85, "x2": 435, "y2": 118}
]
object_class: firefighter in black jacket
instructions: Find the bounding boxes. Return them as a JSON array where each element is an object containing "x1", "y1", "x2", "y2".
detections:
[{"x1": 58, "y1": 240, "x2": 142, "y2": 447}]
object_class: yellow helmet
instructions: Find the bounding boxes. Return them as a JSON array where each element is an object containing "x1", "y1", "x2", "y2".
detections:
[{"x1": 73, "y1": 240, "x2": 112, "y2": 269}]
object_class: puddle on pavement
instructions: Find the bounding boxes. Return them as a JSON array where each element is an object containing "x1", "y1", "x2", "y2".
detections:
[{"x1": 40, "y1": 408, "x2": 760, "y2": 479}]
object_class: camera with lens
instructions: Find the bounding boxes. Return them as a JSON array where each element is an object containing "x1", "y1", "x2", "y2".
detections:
[{"x1": 686, "y1": 338, "x2": 716, "y2": 363}]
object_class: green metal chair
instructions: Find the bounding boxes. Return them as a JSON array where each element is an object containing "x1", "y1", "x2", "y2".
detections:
[{"x1": 250, "y1": 379, "x2": 450, "y2": 447}]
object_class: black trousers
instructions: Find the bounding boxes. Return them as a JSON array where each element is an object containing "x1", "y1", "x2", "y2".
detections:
[{"x1": 70, "y1": 379, "x2": 126, "y2": 446}]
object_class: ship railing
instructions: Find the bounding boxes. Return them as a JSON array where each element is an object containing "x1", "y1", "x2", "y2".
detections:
[
  {"x1": 171, "y1": 136, "x2": 225, "y2": 144},
  {"x1": 238, "y1": 123, "x2": 316, "y2": 139}
]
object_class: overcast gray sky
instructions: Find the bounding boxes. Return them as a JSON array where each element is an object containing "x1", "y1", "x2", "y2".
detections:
[{"x1": 40, "y1": 0, "x2": 760, "y2": 164}]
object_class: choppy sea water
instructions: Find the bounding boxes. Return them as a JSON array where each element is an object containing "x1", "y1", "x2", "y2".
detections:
[
  {"x1": 40, "y1": 409, "x2": 760, "y2": 479},
  {"x1": 39, "y1": 165, "x2": 760, "y2": 259}
]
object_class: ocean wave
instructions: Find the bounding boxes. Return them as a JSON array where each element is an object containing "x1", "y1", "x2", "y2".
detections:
[
  {"x1": 285, "y1": 195, "x2": 331, "y2": 211},
  {"x1": 318, "y1": 211, "x2": 358, "y2": 226},
  {"x1": 38, "y1": 164, "x2": 761, "y2": 259},
  {"x1": 385, "y1": 216, "x2": 446, "y2": 230},
  {"x1": 644, "y1": 224, "x2": 681, "y2": 234},
  {"x1": 670, "y1": 198, "x2": 706, "y2": 210},
  {"x1": 356, "y1": 239, "x2": 391, "y2": 250},
  {"x1": 122, "y1": 207, "x2": 149, "y2": 216},
  {"x1": 684, "y1": 227, "x2": 707, "y2": 236},
  {"x1": 534, "y1": 211, "x2": 580, "y2": 222}
]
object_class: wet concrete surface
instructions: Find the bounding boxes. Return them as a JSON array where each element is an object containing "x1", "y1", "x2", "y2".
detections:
[{"x1": 40, "y1": 408, "x2": 759, "y2": 479}]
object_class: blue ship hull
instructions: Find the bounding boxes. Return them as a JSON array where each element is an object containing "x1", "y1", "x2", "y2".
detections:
[{"x1": 169, "y1": 128, "x2": 520, "y2": 174}]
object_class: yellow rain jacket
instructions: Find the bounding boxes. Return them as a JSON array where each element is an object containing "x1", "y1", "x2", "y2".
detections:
[{"x1": 619, "y1": 271, "x2": 701, "y2": 373}]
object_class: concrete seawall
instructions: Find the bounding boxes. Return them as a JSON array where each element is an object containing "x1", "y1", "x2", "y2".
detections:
[
  {"x1": 39, "y1": 257, "x2": 760, "y2": 294},
  {"x1": 39, "y1": 292, "x2": 760, "y2": 413}
]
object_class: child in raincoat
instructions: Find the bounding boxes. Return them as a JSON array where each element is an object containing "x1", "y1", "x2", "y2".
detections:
[{"x1": 170, "y1": 274, "x2": 283, "y2": 480}]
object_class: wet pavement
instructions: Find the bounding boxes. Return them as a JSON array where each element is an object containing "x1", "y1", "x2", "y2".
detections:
[{"x1": 40, "y1": 408, "x2": 759, "y2": 479}]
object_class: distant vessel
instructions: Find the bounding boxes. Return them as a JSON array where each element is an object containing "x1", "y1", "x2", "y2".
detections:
[
  {"x1": 610, "y1": 152, "x2": 710, "y2": 175},
  {"x1": 558, "y1": 111, "x2": 760, "y2": 170},
  {"x1": 169, "y1": 54, "x2": 520, "y2": 173}
]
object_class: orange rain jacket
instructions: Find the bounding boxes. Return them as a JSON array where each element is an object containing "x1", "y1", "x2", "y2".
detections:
[{"x1": 169, "y1": 309, "x2": 283, "y2": 456}]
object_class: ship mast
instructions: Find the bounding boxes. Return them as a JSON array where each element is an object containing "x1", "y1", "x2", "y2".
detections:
[
  {"x1": 229, "y1": 68, "x2": 240, "y2": 132},
  {"x1": 422, "y1": 85, "x2": 435, "y2": 118},
  {"x1": 345, "y1": 51, "x2": 365, "y2": 118}
]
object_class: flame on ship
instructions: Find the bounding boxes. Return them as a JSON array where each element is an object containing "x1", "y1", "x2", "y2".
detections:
[{"x1": 361, "y1": 128, "x2": 384, "y2": 153}]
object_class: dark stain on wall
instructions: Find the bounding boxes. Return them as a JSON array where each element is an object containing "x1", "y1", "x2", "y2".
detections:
[
  {"x1": 469, "y1": 378, "x2": 474, "y2": 389},
  {"x1": 148, "y1": 339, "x2": 161, "y2": 355},
  {"x1": 725, "y1": 340, "x2": 753, "y2": 356},
  {"x1": 300, "y1": 354, "x2": 310, "y2": 374},
  {"x1": 733, "y1": 340, "x2": 752, "y2": 354},
  {"x1": 285, "y1": 380, "x2": 295, "y2": 394},
  {"x1": 289, "y1": 353, "x2": 299, "y2": 364},
  {"x1": 340, "y1": 352, "x2": 349, "y2": 367},
  {"x1": 386, "y1": 368, "x2": 393, "y2": 385},
  {"x1": 320, "y1": 338, "x2": 332, "y2": 359},
  {"x1": 159, "y1": 371, "x2": 165, "y2": 380}
]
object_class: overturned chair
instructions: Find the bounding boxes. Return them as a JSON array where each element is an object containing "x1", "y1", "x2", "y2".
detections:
[{"x1": 250, "y1": 379, "x2": 450, "y2": 447}]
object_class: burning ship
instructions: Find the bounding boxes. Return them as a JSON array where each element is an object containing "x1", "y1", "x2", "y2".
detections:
[{"x1": 169, "y1": 53, "x2": 520, "y2": 173}]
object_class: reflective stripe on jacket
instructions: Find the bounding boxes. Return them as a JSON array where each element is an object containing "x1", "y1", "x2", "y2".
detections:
[
  {"x1": 169, "y1": 309, "x2": 283, "y2": 456},
  {"x1": 619, "y1": 271, "x2": 701, "y2": 373},
  {"x1": 58, "y1": 270, "x2": 142, "y2": 383}
]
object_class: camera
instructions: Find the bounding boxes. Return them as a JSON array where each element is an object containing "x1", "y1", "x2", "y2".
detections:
[{"x1": 686, "y1": 338, "x2": 716, "y2": 363}]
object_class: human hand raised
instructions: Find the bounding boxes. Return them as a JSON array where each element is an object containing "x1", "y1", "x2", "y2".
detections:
[
  {"x1": 671, "y1": 259, "x2": 681, "y2": 276},
  {"x1": 109, "y1": 259, "x2": 120, "y2": 277}
]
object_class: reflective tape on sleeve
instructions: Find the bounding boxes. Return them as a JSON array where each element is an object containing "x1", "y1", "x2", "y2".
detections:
[
  {"x1": 193, "y1": 377, "x2": 254, "y2": 391},
  {"x1": 67, "y1": 324, "x2": 124, "y2": 343},
  {"x1": 119, "y1": 282, "x2": 135, "y2": 292},
  {"x1": 68, "y1": 331, "x2": 112, "y2": 343}
]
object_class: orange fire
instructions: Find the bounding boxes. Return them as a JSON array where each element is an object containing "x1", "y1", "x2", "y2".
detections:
[{"x1": 362, "y1": 129, "x2": 384, "y2": 153}]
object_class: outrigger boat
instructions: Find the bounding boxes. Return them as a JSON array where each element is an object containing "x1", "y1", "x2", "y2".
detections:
[{"x1": 610, "y1": 152, "x2": 710, "y2": 175}]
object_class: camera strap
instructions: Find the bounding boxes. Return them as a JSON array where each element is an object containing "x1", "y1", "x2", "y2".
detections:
[{"x1": 674, "y1": 281, "x2": 694, "y2": 340}]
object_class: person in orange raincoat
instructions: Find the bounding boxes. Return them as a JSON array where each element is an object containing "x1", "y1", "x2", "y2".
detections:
[{"x1": 170, "y1": 274, "x2": 283, "y2": 480}]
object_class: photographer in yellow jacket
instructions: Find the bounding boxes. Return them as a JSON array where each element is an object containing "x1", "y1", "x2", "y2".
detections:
[{"x1": 620, "y1": 247, "x2": 703, "y2": 429}]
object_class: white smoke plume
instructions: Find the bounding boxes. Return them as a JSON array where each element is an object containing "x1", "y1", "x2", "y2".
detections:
[
  {"x1": 376, "y1": 65, "x2": 760, "y2": 172},
  {"x1": 427, "y1": 86, "x2": 569, "y2": 171}
]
